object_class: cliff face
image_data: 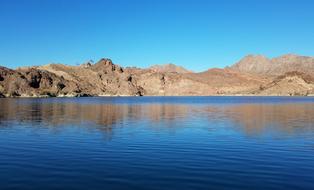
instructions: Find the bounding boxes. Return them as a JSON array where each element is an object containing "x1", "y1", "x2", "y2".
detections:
[
  {"x1": 0, "y1": 66, "x2": 79, "y2": 97},
  {"x1": 0, "y1": 54, "x2": 314, "y2": 97}
]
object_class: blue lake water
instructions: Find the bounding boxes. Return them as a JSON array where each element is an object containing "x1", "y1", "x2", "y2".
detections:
[{"x1": 0, "y1": 97, "x2": 314, "y2": 190}]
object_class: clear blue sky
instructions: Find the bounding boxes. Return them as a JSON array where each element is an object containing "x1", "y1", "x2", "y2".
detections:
[{"x1": 0, "y1": 0, "x2": 313, "y2": 71}]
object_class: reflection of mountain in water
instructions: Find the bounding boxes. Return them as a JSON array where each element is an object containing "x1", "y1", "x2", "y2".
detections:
[
  {"x1": 0, "y1": 99, "x2": 313, "y2": 137},
  {"x1": 222, "y1": 104, "x2": 314, "y2": 136},
  {"x1": 0, "y1": 99, "x2": 190, "y2": 135}
]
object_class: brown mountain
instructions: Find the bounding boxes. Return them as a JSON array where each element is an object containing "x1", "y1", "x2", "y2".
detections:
[
  {"x1": 0, "y1": 66, "x2": 79, "y2": 97},
  {"x1": 35, "y1": 58, "x2": 144, "y2": 96},
  {"x1": 148, "y1": 63, "x2": 193, "y2": 74},
  {"x1": 0, "y1": 54, "x2": 313, "y2": 97},
  {"x1": 230, "y1": 54, "x2": 314, "y2": 76}
]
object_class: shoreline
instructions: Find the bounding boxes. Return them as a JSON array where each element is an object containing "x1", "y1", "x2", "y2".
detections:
[{"x1": 1, "y1": 94, "x2": 313, "y2": 98}]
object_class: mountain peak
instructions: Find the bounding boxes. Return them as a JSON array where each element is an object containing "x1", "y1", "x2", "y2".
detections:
[
  {"x1": 79, "y1": 60, "x2": 94, "y2": 68},
  {"x1": 96, "y1": 58, "x2": 113, "y2": 66},
  {"x1": 230, "y1": 54, "x2": 272, "y2": 74},
  {"x1": 245, "y1": 54, "x2": 268, "y2": 59},
  {"x1": 148, "y1": 63, "x2": 193, "y2": 73},
  {"x1": 91, "y1": 58, "x2": 123, "y2": 73},
  {"x1": 230, "y1": 54, "x2": 314, "y2": 76}
]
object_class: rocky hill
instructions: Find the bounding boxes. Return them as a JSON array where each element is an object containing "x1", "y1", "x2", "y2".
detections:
[
  {"x1": 0, "y1": 54, "x2": 313, "y2": 97},
  {"x1": 230, "y1": 54, "x2": 314, "y2": 76},
  {"x1": 148, "y1": 63, "x2": 193, "y2": 74},
  {"x1": 253, "y1": 71, "x2": 314, "y2": 96},
  {"x1": 0, "y1": 66, "x2": 79, "y2": 97},
  {"x1": 185, "y1": 68, "x2": 270, "y2": 94}
]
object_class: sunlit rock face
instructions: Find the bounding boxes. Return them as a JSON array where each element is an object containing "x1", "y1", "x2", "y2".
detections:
[
  {"x1": 230, "y1": 54, "x2": 314, "y2": 76},
  {"x1": 1, "y1": 54, "x2": 314, "y2": 97}
]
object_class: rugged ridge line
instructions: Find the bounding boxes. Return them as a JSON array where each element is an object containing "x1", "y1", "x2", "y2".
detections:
[{"x1": 1, "y1": 54, "x2": 314, "y2": 97}]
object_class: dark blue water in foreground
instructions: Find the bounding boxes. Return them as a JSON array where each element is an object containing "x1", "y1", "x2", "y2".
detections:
[{"x1": 0, "y1": 97, "x2": 314, "y2": 190}]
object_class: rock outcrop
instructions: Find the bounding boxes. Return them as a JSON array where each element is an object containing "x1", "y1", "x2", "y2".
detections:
[{"x1": 0, "y1": 66, "x2": 79, "y2": 97}]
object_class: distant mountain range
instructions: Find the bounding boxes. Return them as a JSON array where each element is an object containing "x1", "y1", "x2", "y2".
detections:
[
  {"x1": 230, "y1": 54, "x2": 314, "y2": 76},
  {"x1": 1, "y1": 54, "x2": 314, "y2": 97},
  {"x1": 148, "y1": 63, "x2": 193, "y2": 74}
]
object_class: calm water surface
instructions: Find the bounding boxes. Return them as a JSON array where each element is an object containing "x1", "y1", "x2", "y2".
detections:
[{"x1": 0, "y1": 97, "x2": 314, "y2": 190}]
